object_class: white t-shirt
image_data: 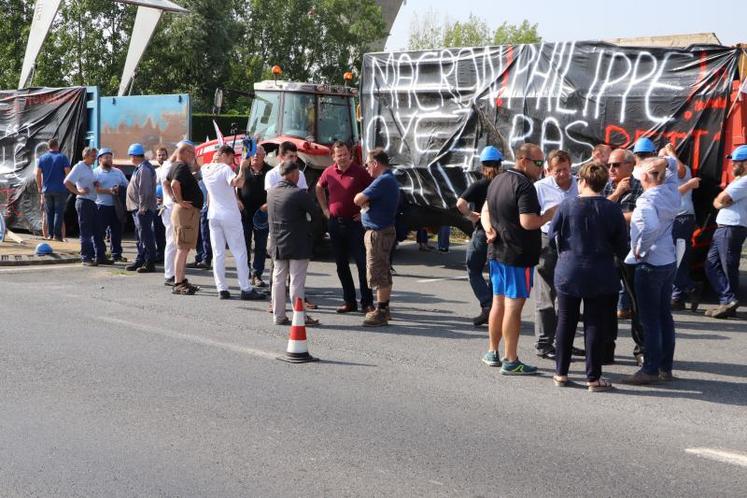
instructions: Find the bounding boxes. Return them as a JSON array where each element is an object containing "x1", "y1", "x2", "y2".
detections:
[
  {"x1": 264, "y1": 164, "x2": 308, "y2": 191},
  {"x1": 156, "y1": 161, "x2": 174, "y2": 208},
  {"x1": 202, "y1": 162, "x2": 241, "y2": 222}
]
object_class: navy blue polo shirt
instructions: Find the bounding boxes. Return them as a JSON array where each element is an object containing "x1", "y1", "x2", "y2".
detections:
[{"x1": 361, "y1": 169, "x2": 400, "y2": 230}]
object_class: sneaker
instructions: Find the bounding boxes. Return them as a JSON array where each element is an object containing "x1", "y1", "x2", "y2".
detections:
[
  {"x1": 500, "y1": 359, "x2": 539, "y2": 375},
  {"x1": 472, "y1": 307, "x2": 490, "y2": 327},
  {"x1": 164, "y1": 276, "x2": 175, "y2": 287},
  {"x1": 112, "y1": 256, "x2": 128, "y2": 263},
  {"x1": 240, "y1": 289, "x2": 266, "y2": 301},
  {"x1": 363, "y1": 308, "x2": 388, "y2": 327},
  {"x1": 621, "y1": 369, "x2": 659, "y2": 385},
  {"x1": 571, "y1": 346, "x2": 586, "y2": 357},
  {"x1": 97, "y1": 258, "x2": 115, "y2": 266},
  {"x1": 438, "y1": 247, "x2": 448, "y2": 253},
  {"x1": 481, "y1": 350, "x2": 501, "y2": 367},
  {"x1": 536, "y1": 346, "x2": 556, "y2": 360},
  {"x1": 251, "y1": 275, "x2": 268, "y2": 288},
  {"x1": 195, "y1": 261, "x2": 211, "y2": 270},
  {"x1": 219, "y1": 290, "x2": 231, "y2": 300},
  {"x1": 186, "y1": 261, "x2": 201, "y2": 269},
  {"x1": 82, "y1": 260, "x2": 98, "y2": 267}
]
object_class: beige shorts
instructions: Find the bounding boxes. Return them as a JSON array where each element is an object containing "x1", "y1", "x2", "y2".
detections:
[
  {"x1": 364, "y1": 226, "x2": 396, "y2": 289},
  {"x1": 171, "y1": 204, "x2": 200, "y2": 250}
]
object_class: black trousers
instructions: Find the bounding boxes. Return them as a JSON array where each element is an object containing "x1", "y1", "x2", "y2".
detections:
[{"x1": 556, "y1": 292, "x2": 617, "y2": 381}]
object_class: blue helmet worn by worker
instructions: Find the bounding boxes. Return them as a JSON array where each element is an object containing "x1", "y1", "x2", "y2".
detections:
[
  {"x1": 479, "y1": 146, "x2": 503, "y2": 164},
  {"x1": 728, "y1": 145, "x2": 747, "y2": 161},
  {"x1": 633, "y1": 137, "x2": 656, "y2": 154},
  {"x1": 35, "y1": 242, "x2": 53, "y2": 256},
  {"x1": 128, "y1": 143, "x2": 145, "y2": 156}
]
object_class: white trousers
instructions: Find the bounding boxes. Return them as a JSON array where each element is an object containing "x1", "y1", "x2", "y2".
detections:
[
  {"x1": 272, "y1": 259, "x2": 309, "y2": 320},
  {"x1": 162, "y1": 206, "x2": 176, "y2": 279},
  {"x1": 209, "y1": 217, "x2": 251, "y2": 292}
]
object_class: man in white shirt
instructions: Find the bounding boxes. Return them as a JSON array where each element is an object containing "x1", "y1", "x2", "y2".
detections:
[
  {"x1": 158, "y1": 144, "x2": 178, "y2": 285},
  {"x1": 264, "y1": 141, "x2": 308, "y2": 191},
  {"x1": 532, "y1": 149, "x2": 579, "y2": 359},
  {"x1": 202, "y1": 144, "x2": 265, "y2": 300}
]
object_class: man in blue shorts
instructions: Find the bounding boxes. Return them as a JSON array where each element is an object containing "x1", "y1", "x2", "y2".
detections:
[{"x1": 480, "y1": 143, "x2": 557, "y2": 375}]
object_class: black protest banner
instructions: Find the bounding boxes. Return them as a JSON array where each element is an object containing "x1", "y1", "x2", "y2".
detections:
[
  {"x1": 0, "y1": 87, "x2": 87, "y2": 232},
  {"x1": 361, "y1": 42, "x2": 739, "y2": 216}
]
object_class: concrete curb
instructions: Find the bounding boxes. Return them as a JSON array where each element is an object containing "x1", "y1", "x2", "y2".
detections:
[{"x1": 0, "y1": 252, "x2": 80, "y2": 266}]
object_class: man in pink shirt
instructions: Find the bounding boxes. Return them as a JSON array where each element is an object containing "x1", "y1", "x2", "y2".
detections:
[{"x1": 316, "y1": 141, "x2": 374, "y2": 313}]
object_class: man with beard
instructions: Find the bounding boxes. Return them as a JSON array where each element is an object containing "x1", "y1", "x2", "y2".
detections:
[{"x1": 93, "y1": 148, "x2": 128, "y2": 262}]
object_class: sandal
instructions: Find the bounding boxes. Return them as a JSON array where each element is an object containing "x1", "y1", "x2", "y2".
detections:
[
  {"x1": 587, "y1": 378, "x2": 613, "y2": 392},
  {"x1": 304, "y1": 299, "x2": 318, "y2": 310},
  {"x1": 553, "y1": 375, "x2": 568, "y2": 387},
  {"x1": 172, "y1": 280, "x2": 198, "y2": 295},
  {"x1": 305, "y1": 315, "x2": 320, "y2": 326}
]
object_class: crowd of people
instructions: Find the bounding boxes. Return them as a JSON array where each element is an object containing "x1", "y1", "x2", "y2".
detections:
[{"x1": 33, "y1": 135, "x2": 747, "y2": 390}]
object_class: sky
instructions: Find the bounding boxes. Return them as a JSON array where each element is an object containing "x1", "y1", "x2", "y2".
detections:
[{"x1": 385, "y1": 0, "x2": 746, "y2": 51}]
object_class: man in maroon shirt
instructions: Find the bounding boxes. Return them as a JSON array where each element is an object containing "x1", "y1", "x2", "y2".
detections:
[{"x1": 316, "y1": 141, "x2": 374, "y2": 313}]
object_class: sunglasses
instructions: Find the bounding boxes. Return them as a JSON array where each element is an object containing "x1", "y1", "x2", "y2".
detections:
[{"x1": 520, "y1": 157, "x2": 544, "y2": 167}]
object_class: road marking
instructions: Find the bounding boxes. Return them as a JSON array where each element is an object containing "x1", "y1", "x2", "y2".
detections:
[
  {"x1": 685, "y1": 448, "x2": 747, "y2": 468},
  {"x1": 98, "y1": 316, "x2": 279, "y2": 361},
  {"x1": 416, "y1": 276, "x2": 468, "y2": 283}
]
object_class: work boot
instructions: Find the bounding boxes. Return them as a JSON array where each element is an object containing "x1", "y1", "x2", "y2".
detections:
[
  {"x1": 472, "y1": 307, "x2": 490, "y2": 327},
  {"x1": 363, "y1": 308, "x2": 388, "y2": 327}
]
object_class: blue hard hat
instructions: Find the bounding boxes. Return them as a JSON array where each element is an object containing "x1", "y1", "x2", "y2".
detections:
[
  {"x1": 633, "y1": 137, "x2": 656, "y2": 154},
  {"x1": 128, "y1": 143, "x2": 145, "y2": 156},
  {"x1": 155, "y1": 184, "x2": 163, "y2": 198},
  {"x1": 728, "y1": 144, "x2": 747, "y2": 161},
  {"x1": 480, "y1": 146, "x2": 503, "y2": 164},
  {"x1": 97, "y1": 147, "x2": 112, "y2": 158},
  {"x1": 252, "y1": 209, "x2": 268, "y2": 231},
  {"x1": 35, "y1": 242, "x2": 53, "y2": 256}
]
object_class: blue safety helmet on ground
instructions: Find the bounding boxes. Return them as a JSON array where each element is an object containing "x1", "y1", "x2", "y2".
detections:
[
  {"x1": 97, "y1": 147, "x2": 112, "y2": 159},
  {"x1": 728, "y1": 144, "x2": 747, "y2": 161},
  {"x1": 35, "y1": 242, "x2": 53, "y2": 256},
  {"x1": 252, "y1": 209, "x2": 268, "y2": 231},
  {"x1": 479, "y1": 146, "x2": 503, "y2": 164},
  {"x1": 633, "y1": 137, "x2": 656, "y2": 154},
  {"x1": 127, "y1": 143, "x2": 145, "y2": 156}
]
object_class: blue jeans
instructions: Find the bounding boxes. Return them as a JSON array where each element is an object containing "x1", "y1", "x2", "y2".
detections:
[
  {"x1": 97, "y1": 204, "x2": 122, "y2": 258},
  {"x1": 75, "y1": 198, "x2": 105, "y2": 262},
  {"x1": 132, "y1": 210, "x2": 157, "y2": 265},
  {"x1": 195, "y1": 209, "x2": 212, "y2": 264},
  {"x1": 635, "y1": 262, "x2": 676, "y2": 374},
  {"x1": 416, "y1": 228, "x2": 429, "y2": 244},
  {"x1": 437, "y1": 226, "x2": 450, "y2": 251},
  {"x1": 328, "y1": 217, "x2": 373, "y2": 307},
  {"x1": 44, "y1": 191, "x2": 67, "y2": 238},
  {"x1": 705, "y1": 225, "x2": 747, "y2": 304},
  {"x1": 671, "y1": 214, "x2": 696, "y2": 301},
  {"x1": 242, "y1": 209, "x2": 268, "y2": 278},
  {"x1": 466, "y1": 229, "x2": 491, "y2": 309}
]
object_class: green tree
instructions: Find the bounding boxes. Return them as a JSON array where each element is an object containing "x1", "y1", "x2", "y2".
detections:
[
  {"x1": 0, "y1": 0, "x2": 33, "y2": 89},
  {"x1": 408, "y1": 12, "x2": 541, "y2": 50},
  {"x1": 493, "y1": 20, "x2": 540, "y2": 45}
]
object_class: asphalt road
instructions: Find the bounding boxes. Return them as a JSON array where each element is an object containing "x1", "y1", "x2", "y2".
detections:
[{"x1": 1, "y1": 241, "x2": 746, "y2": 497}]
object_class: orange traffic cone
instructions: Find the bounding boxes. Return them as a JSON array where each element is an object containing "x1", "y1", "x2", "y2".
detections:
[{"x1": 277, "y1": 297, "x2": 319, "y2": 363}]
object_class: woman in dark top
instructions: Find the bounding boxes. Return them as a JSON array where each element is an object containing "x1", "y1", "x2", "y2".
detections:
[{"x1": 547, "y1": 163, "x2": 629, "y2": 391}]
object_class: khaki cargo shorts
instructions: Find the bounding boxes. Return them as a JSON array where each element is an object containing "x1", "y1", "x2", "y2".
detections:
[
  {"x1": 171, "y1": 204, "x2": 200, "y2": 250},
  {"x1": 364, "y1": 226, "x2": 396, "y2": 290}
]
